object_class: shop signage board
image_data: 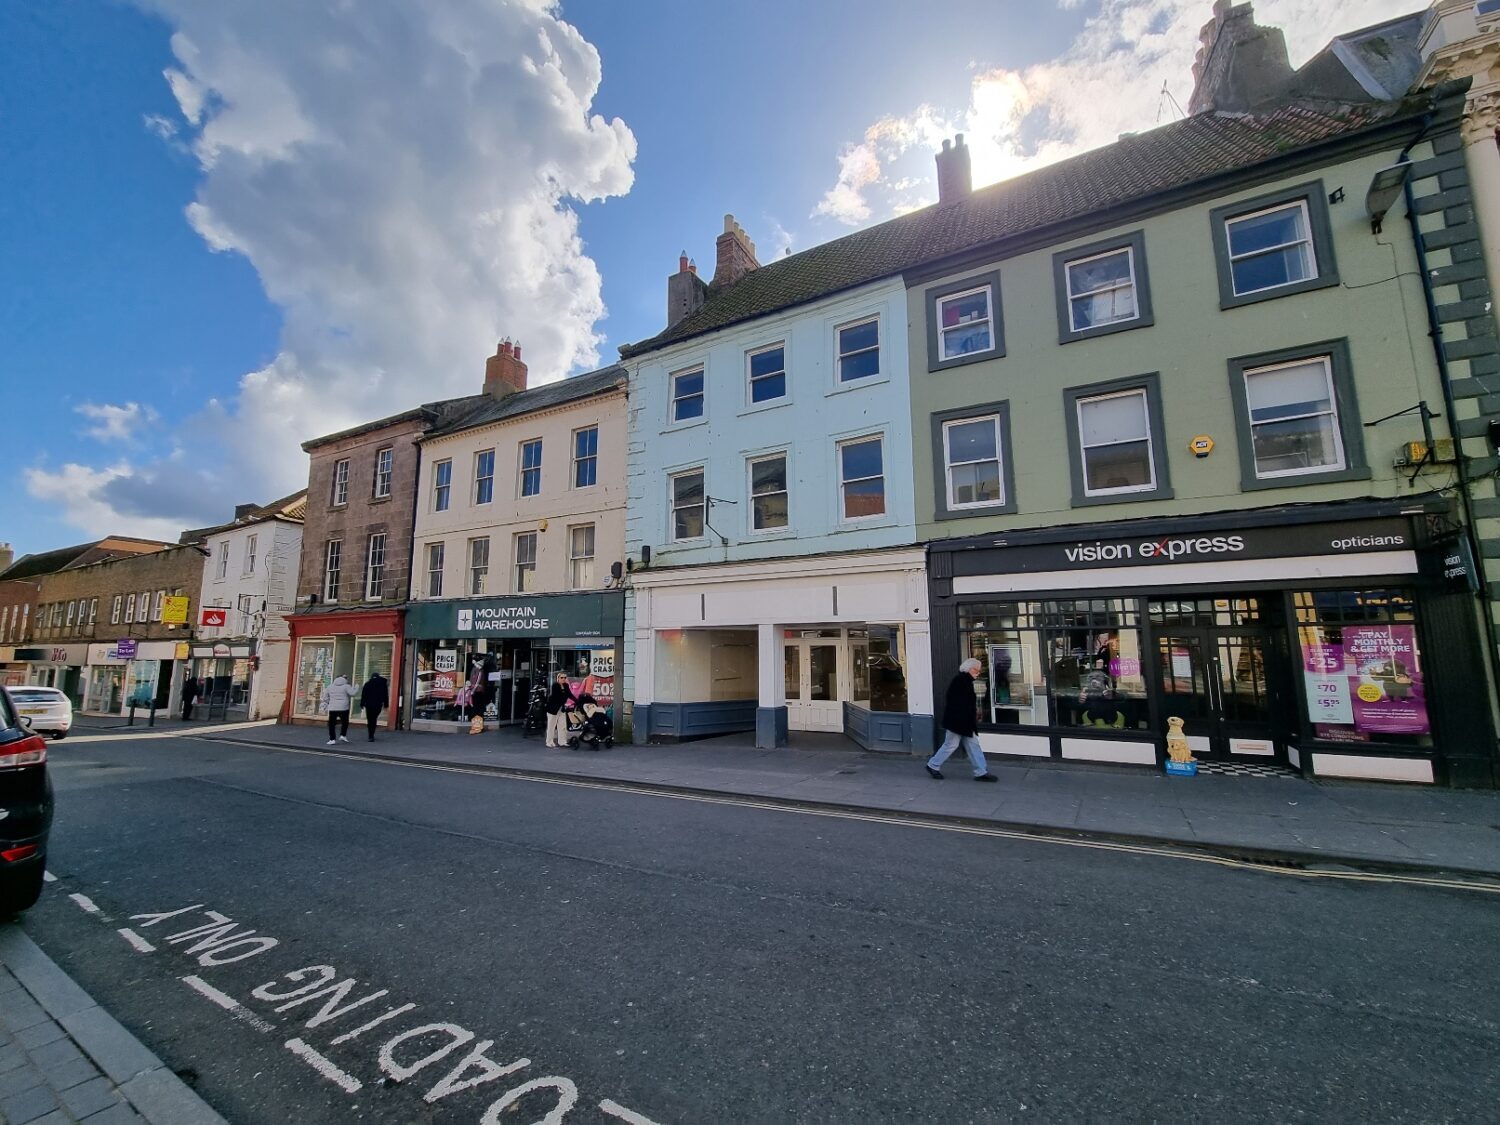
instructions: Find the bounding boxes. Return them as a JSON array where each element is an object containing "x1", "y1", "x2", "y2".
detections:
[
  {"x1": 955, "y1": 518, "x2": 1414, "y2": 576},
  {"x1": 404, "y1": 592, "x2": 625, "y2": 640},
  {"x1": 114, "y1": 639, "x2": 138, "y2": 660},
  {"x1": 200, "y1": 608, "x2": 229, "y2": 628},
  {"x1": 162, "y1": 596, "x2": 190, "y2": 625}
]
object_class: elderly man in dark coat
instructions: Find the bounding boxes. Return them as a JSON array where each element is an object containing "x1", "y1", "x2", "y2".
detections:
[{"x1": 925, "y1": 658, "x2": 997, "y2": 782}]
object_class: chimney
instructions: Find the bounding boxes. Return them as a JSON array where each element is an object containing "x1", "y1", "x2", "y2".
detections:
[
  {"x1": 667, "y1": 251, "x2": 708, "y2": 329},
  {"x1": 0, "y1": 543, "x2": 11, "y2": 573},
  {"x1": 234, "y1": 503, "x2": 257, "y2": 520},
  {"x1": 712, "y1": 215, "x2": 759, "y2": 288},
  {"x1": 484, "y1": 339, "x2": 529, "y2": 399},
  {"x1": 1189, "y1": 1, "x2": 1292, "y2": 114},
  {"x1": 935, "y1": 134, "x2": 972, "y2": 205}
]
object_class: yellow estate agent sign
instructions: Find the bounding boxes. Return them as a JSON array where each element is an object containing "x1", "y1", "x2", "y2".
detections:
[{"x1": 162, "y1": 596, "x2": 190, "y2": 625}]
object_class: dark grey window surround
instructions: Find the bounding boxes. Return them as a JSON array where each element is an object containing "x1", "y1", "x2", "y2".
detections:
[
  {"x1": 925, "y1": 271, "x2": 1005, "y2": 372},
  {"x1": 1051, "y1": 230, "x2": 1155, "y2": 344},
  {"x1": 1209, "y1": 180, "x2": 1340, "y2": 309},
  {"x1": 1061, "y1": 373, "x2": 1174, "y2": 507},
  {"x1": 930, "y1": 400, "x2": 1018, "y2": 520},
  {"x1": 1226, "y1": 337, "x2": 1369, "y2": 492}
]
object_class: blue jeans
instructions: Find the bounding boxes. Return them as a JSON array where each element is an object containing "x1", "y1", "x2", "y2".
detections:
[{"x1": 928, "y1": 730, "x2": 987, "y2": 777}]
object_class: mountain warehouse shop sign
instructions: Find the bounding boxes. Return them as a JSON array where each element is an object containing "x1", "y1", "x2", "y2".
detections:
[
  {"x1": 961, "y1": 518, "x2": 1414, "y2": 575},
  {"x1": 405, "y1": 592, "x2": 624, "y2": 640},
  {"x1": 457, "y1": 605, "x2": 549, "y2": 633}
]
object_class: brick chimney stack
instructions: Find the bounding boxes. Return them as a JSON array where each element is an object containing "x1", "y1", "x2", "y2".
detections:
[
  {"x1": 484, "y1": 339, "x2": 528, "y2": 399},
  {"x1": 935, "y1": 134, "x2": 973, "y2": 205},
  {"x1": 1189, "y1": 1, "x2": 1291, "y2": 114},
  {"x1": 0, "y1": 543, "x2": 11, "y2": 573},
  {"x1": 667, "y1": 251, "x2": 708, "y2": 329},
  {"x1": 712, "y1": 215, "x2": 759, "y2": 288}
]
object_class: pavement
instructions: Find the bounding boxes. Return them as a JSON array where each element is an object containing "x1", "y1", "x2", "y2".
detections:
[
  {"x1": 69, "y1": 715, "x2": 1500, "y2": 879},
  {"x1": 0, "y1": 925, "x2": 225, "y2": 1125}
]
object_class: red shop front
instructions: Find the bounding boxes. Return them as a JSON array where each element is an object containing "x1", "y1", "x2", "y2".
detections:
[{"x1": 284, "y1": 607, "x2": 405, "y2": 729}]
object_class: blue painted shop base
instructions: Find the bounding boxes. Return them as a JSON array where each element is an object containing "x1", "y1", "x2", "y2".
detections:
[
  {"x1": 756, "y1": 706, "x2": 789, "y2": 748},
  {"x1": 637, "y1": 701, "x2": 932, "y2": 754}
]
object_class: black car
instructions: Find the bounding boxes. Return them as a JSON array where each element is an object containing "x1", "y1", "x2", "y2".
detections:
[{"x1": 0, "y1": 686, "x2": 54, "y2": 914}]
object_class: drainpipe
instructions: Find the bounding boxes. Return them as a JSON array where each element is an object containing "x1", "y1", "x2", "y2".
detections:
[{"x1": 1400, "y1": 113, "x2": 1500, "y2": 694}]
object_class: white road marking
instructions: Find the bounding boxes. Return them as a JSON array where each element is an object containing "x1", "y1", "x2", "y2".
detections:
[
  {"x1": 600, "y1": 1097, "x2": 665, "y2": 1124},
  {"x1": 285, "y1": 1037, "x2": 363, "y2": 1093},
  {"x1": 68, "y1": 893, "x2": 101, "y2": 915},
  {"x1": 199, "y1": 735, "x2": 1500, "y2": 897},
  {"x1": 182, "y1": 974, "x2": 240, "y2": 1010},
  {"x1": 42, "y1": 871, "x2": 56, "y2": 883},
  {"x1": 117, "y1": 928, "x2": 155, "y2": 953},
  {"x1": 329, "y1": 1002, "x2": 416, "y2": 1045}
]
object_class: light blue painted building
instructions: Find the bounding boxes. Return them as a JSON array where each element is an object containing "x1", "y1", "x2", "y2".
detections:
[{"x1": 620, "y1": 221, "x2": 932, "y2": 751}]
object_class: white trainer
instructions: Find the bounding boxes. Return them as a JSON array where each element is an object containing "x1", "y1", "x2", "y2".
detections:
[
  {"x1": 338, "y1": 736, "x2": 349, "y2": 743},
  {"x1": 326, "y1": 739, "x2": 336, "y2": 745}
]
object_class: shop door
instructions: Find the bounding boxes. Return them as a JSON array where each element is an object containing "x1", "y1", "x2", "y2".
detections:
[
  {"x1": 1155, "y1": 627, "x2": 1280, "y2": 761},
  {"x1": 783, "y1": 640, "x2": 843, "y2": 732}
]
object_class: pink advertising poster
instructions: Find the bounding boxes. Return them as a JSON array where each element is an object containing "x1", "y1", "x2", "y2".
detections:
[{"x1": 1343, "y1": 625, "x2": 1428, "y2": 736}]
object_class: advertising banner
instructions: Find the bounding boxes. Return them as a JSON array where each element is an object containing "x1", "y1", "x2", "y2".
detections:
[
  {"x1": 162, "y1": 596, "x2": 190, "y2": 625},
  {"x1": 1305, "y1": 625, "x2": 1428, "y2": 739}
]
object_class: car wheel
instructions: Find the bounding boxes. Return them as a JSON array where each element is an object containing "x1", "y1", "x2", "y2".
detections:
[
  {"x1": 48, "y1": 731, "x2": 67, "y2": 741},
  {"x1": 0, "y1": 865, "x2": 45, "y2": 916}
]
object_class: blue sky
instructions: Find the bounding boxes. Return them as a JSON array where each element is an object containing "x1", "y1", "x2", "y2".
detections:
[{"x1": 0, "y1": 0, "x2": 1416, "y2": 557}]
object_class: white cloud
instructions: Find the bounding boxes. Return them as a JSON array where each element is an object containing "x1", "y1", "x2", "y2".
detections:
[
  {"x1": 75, "y1": 402, "x2": 160, "y2": 444},
  {"x1": 23, "y1": 463, "x2": 189, "y2": 544},
  {"x1": 33, "y1": 0, "x2": 636, "y2": 540},
  {"x1": 815, "y1": 0, "x2": 1423, "y2": 225}
]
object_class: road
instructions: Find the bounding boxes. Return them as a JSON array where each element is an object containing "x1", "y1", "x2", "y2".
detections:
[{"x1": 16, "y1": 733, "x2": 1500, "y2": 1123}]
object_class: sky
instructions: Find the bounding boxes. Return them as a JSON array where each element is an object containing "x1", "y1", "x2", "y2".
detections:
[{"x1": 0, "y1": 0, "x2": 1423, "y2": 558}]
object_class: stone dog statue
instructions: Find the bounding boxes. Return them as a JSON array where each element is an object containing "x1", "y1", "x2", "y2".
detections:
[{"x1": 1166, "y1": 716, "x2": 1195, "y2": 764}]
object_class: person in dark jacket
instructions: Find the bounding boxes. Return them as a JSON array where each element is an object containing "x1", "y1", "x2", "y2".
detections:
[
  {"x1": 926, "y1": 658, "x2": 996, "y2": 781},
  {"x1": 544, "y1": 672, "x2": 576, "y2": 748},
  {"x1": 360, "y1": 672, "x2": 390, "y2": 741},
  {"x1": 180, "y1": 670, "x2": 199, "y2": 721}
]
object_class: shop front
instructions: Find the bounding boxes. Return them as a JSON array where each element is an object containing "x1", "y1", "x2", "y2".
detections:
[
  {"x1": 630, "y1": 548, "x2": 933, "y2": 752},
  {"x1": 0, "y1": 649, "x2": 23, "y2": 688},
  {"x1": 189, "y1": 642, "x2": 254, "y2": 720},
  {"x1": 285, "y1": 608, "x2": 404, "y2": 729},
  {"x1": 929, "y1": 502, "x2": 1497, "y2": 787},
  {"x1": 18, "y1": 645, "x2": 87, "y2": 708},
  {"x1": 403, "y1": 592, "x2": 624, "y2": 732},
  {"x1": 84, "y1": 641, "x2": 183, "y2": 716}
]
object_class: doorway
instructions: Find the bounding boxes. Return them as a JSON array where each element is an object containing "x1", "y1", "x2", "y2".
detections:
[
  {"x1": 783, "y1": 630, "x2": 844, "y2": 732},
  {"x1": 1149, "y1": 596, "x2": 1285, "y2": 761}
]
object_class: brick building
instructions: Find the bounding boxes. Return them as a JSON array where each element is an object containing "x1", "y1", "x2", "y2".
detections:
[
  {"x1": 31, "y1": 544, "x2": 203, "y2": 714},
  {"x1": 286, "y1": 399, "x2": 479, "y2": 727},
  {"x1": 0, "y1": 537, "x2": 174, "y2": 698}
]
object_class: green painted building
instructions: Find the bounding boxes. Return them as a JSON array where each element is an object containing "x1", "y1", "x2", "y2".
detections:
[{"x1": 906, "y1": 68, "x2": 1498, "y2": 784}]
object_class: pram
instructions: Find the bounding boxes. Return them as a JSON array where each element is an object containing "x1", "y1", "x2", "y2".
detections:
[{"x1": 565, "y1": 696, "x2": 614, "y2": 750}]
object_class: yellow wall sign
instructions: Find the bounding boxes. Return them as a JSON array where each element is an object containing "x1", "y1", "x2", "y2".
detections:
[
  {"x1": 161, "y1": 596, "x2": 190, "y2": 625},
  {"x1": 1188, "y1": 435, "x2": 1215, "y2": 457},
  {"x1": 174, "y1": 642, "x2": 190, "y2": 661}
]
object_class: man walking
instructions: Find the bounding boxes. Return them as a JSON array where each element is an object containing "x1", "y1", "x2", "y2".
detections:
[
  {"x1": 926, "y1": 658, "x2": 997, "y2": 782},
  {"x1": 325, "y1": 675, "x2": 354, "y2": 745},
  {"x1": 360, "y1": 670, "x2": 389, "y2": 741}
]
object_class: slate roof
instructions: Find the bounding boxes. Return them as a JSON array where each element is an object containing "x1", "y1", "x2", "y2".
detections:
[
  {"x1": 0, "y1": 537, "x2": 171, "y2": 582},
  {"x1": 422, "y1": 365, "x2": 627, "y2": 440},
  {"x1": 178, "y1": 488, "x2": 310, "y2": 545},
  {"x1": 620, "y1": 94, "x2": 1434, "y2": 359}
]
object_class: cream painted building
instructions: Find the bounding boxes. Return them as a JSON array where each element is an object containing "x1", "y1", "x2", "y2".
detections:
[{"x1": 403, "y1": 347, "x2": 629, "y2": 730}]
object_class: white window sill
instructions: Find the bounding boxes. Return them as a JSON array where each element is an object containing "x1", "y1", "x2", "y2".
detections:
[
  {"x1": 826, "y1": 375, "x2": 889, "y2": 397},
  {"x1": 664, "y1": 416, "x2": 709, "y2": 434},
  {"x1": 738, "y1": 397, "x2": 792, "y2": 418}
]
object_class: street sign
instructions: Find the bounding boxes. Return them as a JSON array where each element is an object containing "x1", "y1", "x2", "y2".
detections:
[{"x1": 200, "y1": 608, "x2": 228, "y2": 628}]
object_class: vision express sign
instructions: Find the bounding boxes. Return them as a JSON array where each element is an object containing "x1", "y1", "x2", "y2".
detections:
[{"x1": 962, "y1": 518, "x2": 1414, "y2": 575}]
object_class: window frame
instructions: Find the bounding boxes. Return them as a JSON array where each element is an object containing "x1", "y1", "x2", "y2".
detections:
[
  {"x1": 432, "y1": 459, "x2": 452, "y2": 512},
  {"x1": 572, "y1": 426, "x2": 599, "y2": 490},
  {"x1": 513, "y1": 531, "x2": 538, "y2": 593},
  {"x1": 365, "y1": 533, "x2": 387, "y2": 600},
  {"x1": 834, "y1": 315, "x2": 881, "y2": 385},
  {"x1": 926, "y1": 271, "x2": 1005, "y2": 371},
  {"x1": 941, "y1": 414, "x2": 1007, "y2": 513},
  {"x1": 425, "y1": 542, "x2": 444, "y2": 598},
  {"x1": 467, "y1": 537, "x2": 490, "y2": 596},
  {"x1": 745, "y1": 342, "x2": 789, "y2": 408},
  {"x1": 568, "y1": 524, "x2": 596, "y2": 590},
  {"x1": 1062, "y1": 374, "x2": 1174, "y2": 507},
  {"x1": 1209, "y1": 181, "x2": 1339, "y2": 309},
  {"x1": 65, "y1": 601, "x2": 76, "y2": 628},
  {"x1": 216, "y1": 541, "x2": 230, "y2": 580},
  {"x1": 1226, "y1": 339, "x2": 1368, "y2": 491},
  {"x1": 669, "y1": 364, "x2": 706, "y2": 426},
  {"x1": 152, "y1": 590, "x2": 164, "y2": 622},
  {"x1": 748, "y1": 451, "x2": 791, "y2": 534},
  {"x1": 1051, "y1": 231, "x2": 1154, "y2": 344},
  {"x1": 244, "y1": 534, "x2": 257, "y2": 575},
  {"x1": 930, "y1": 402, "x2": 1018, "y2": 520},
  {"x1": 125, "y1": 594, "x2": 136, "y2": 624},
  {"x1": 836, "y1": 433, "x2": 888, "y2": 524},
  {"x1": 372, "y1": 447, "x2": 394, "y2": 499},
  {"x1": 474, "y1": 448, "x2": 496, "y2": 506},
  {"x1": 669, "y1": 467, "x2": 707, "y2": 544},
  {"x1": 88, "y1": 598, "x2": 97, "y2": 628},
  {"x1": 331, "y1": 458, "x2": 350, "y2": 507},
  {"x1": 518, "y1": 439, "x2": 543, "y2": 498},
  {"x1": 323, "y1": 538, "x2": 343, "y2": 603},
  {"x1": 111, "y1": 596, "x2": 122, "y2": 625}
]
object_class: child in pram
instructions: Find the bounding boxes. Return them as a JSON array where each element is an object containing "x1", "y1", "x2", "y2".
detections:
[{"x1": 564, "y1": 693, "x2": 614, "y2": 749}]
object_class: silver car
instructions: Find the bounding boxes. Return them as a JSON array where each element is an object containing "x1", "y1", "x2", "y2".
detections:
[{"x1": 7, "y1": 687, "x2": 72, "y2": 741}]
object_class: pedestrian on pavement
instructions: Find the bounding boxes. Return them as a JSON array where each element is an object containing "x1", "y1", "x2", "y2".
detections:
[
  {"x1": 325, "y1": 675, "x2": 354, "y2": 744},
  {"x1": 360, "y1": 671, "x2": 389, "y2": 741},
  {"x1": 544, "y1": 671, "x2": 576, "y2": 748},
  {"x1": 926, "y1": 658, "x2": 997, "y2": 782},
  {"x1": 180, "y1": 670, "x2": 198, "y2": 721}
]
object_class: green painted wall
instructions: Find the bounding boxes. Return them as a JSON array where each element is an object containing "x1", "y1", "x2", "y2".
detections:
[{"x1": 907, "y1": 141, "x2": 1448, "y2": 539}]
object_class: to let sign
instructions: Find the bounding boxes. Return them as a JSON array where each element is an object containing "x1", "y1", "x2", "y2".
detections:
[
  {"x1": 114, "y1": 639, "x2": 138, "y2": 660},
  {"x1": 200, "y1": 608, "x2": 228, "y2": 628}
]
